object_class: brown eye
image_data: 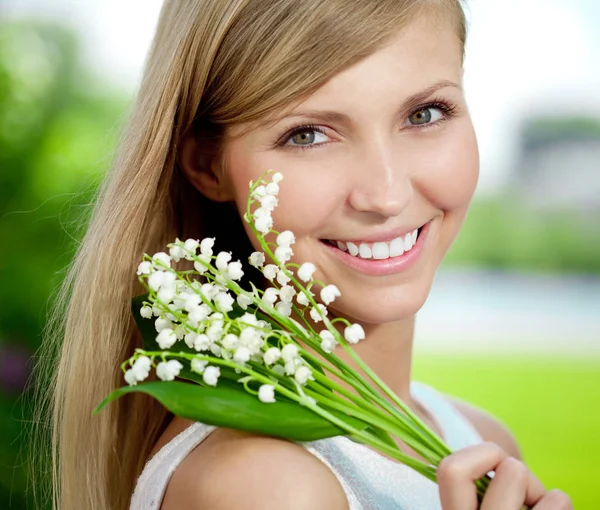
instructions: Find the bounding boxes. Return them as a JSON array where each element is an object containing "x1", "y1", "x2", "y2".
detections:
[{"x1": 409, "y1": 108, "x2": 432, "y2": 125}]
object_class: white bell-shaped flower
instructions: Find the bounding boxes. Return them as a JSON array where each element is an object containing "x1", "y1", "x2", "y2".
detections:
[
  {"x1": 156, "y1": 359, "x2": 183, "y2": 381},
  {"x1": 258, "y1": 384, "x2": 276, "y2": 403},
  {"x1": 320, "y1": 284, "x2": 341, "y2": 305},
  {"x1": 297, "y1": 262, "x2": 316, "y2": 282},
  {"x1": 203, "y1": 366, "x2": 220, "y2": 386}
]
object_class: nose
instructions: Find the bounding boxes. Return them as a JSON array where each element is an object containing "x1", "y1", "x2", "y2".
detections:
[{"x1": 347, "y1": 143, "x2": 414, "y2": 218}]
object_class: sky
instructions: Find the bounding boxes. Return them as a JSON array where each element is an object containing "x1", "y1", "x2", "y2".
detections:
[{"x1": 4, "y1": 0, "x2": 600, "y2": 193}]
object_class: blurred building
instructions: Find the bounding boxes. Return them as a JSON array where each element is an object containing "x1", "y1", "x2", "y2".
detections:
[{"x1": 511, "y1": 115, "x2": 600, "y2": 212}]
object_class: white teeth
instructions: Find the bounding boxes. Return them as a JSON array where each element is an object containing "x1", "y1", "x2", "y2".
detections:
[
  {"x1": 328, "y1": 227, "x2": 421, "y2": 260},
  {"x1": 372, "y1": 242, "x2": 389, "y2": 259},
  {"x1": 358, "y1": 243, "x2": 372, "y2": 259},
  {"x1": 389, "y1": 236, "x2": 405, "y2": 257}
]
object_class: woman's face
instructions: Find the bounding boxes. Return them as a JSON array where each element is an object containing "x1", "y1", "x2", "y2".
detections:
[{"x1": 220, "y1": 15, "x2": 479, "y2": 325}]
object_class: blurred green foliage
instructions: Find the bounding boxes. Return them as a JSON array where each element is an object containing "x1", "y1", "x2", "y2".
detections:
[
  {"x1": 0, "y1": 16, "x2": 598, "y2": 510},
  {"x1": 0, "y1": 19, "x2": 128, "y2": 508},
  {"x1": 446, "y1": 199, "x2": 600, "y2": 274},
  {"x1": 413, "y1": 353, "x2": 600, "y2": 509}
]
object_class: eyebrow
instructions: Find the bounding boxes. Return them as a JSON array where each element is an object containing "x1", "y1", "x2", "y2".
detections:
[{"x1": 268, "y1": 79, "x2": 462, "y2": 127}]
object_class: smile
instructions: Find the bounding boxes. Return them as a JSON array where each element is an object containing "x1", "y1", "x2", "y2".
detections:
[
  {"x1": 319, "y1": 221, "x2": 431, "y2": 277},
  {"x1": 323, "y1": 227, "x2": 421, "y2": 260}
]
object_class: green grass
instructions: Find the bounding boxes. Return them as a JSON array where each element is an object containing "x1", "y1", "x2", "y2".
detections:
[{"x1": 413, "y1": 353, "x2": 600, "y2": 509}]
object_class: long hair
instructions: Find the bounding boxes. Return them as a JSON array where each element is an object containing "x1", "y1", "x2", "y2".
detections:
[{"x1": 35, "y1": 1, "x2": 467, "y2": 508}]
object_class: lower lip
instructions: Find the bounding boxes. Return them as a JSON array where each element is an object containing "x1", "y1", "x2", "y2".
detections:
[{"x1": 320, "y1": 221, "x2": 431, "y2": 276}]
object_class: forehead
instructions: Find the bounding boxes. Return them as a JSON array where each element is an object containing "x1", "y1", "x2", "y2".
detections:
[
  {"x1": 305, "y1": 16, "x2": 462, "y2": 101},
  {"x1": 231, "y1": 12, "x2": 463, "y2": 136}
]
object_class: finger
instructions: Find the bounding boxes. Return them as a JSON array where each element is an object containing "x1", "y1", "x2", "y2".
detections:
[
  {"x1": 437, "y1": 443, "x2": 545, "y2": 510},
  {"x1": 531, "y1": 489, "x2": 574, "y2": 509},
  {"x1": 480, "y1": 457, "x2": 530, "y2": 510},
  {"x1": 438, "y1": 443, "x2": 506, "y2": 510}
]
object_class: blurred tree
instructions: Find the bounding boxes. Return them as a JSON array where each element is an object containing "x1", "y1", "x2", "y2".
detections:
[{"x1": 0, "y1": 19, "x2": 129, "y2": 508}]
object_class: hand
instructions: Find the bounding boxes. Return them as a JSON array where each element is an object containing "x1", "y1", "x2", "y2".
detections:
[{"x1": 437, "y1": 442, "x2": 573, "y2": 510}]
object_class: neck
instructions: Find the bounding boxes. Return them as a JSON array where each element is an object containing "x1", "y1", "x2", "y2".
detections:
[
  {"x1": 333, "y1": 315, "x2": 416, "y2": 405},
  {"x1": 290, "y1": 306, "x2": 416, "y2": 406}
]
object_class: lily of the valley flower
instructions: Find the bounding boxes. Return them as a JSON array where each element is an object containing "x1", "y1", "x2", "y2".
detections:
[
  {"x1": 156, "y1": 359, "x2": 183, "y2": 381},
  {"x1": 319, "y1": 330, "x2": 337, "y2": 353},
  {"x1": 344, "y1": 323, "x2": 366, "y2": 344},
  {"x1": 258, "y1": 384, "x2": 276, "y2": 403},
  {"x1": 203, "y1": 365, "x2": 221, "y2": 386},
  {"x1": 320, "y1": 284, "x2": 341, "y2": 305},
  {"x1": 249, "y1": 251, "x2": 265, "y2": 268},
  {"x1": 297, "y1": 262, "x2": 317, "y2": 282},
  {"x1": 156, "y1": 328, "x2": 177, "y2": 349}
]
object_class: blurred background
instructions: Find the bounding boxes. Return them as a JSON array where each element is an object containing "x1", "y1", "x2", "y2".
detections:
[{"x1": 0, "y1": 0, "x2": 598, "y2": 508}]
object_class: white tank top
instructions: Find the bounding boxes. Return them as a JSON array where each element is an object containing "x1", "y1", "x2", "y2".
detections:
[{"x1": 130, "y1": 381, "x2": 483, "y2": 509}]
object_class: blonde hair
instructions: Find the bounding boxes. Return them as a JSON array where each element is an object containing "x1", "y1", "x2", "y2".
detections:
[{"x1": 34, "y1": 1, "x2": 467, "y2": 508}]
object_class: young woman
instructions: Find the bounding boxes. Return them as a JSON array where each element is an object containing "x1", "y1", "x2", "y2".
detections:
[{"x1": 41, "y1": 0, "x2": 573, "y2": 508}]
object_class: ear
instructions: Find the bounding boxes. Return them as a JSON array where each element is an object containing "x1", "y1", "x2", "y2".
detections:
[{"x1": 178, "y1": 127, "x2": 235, "y2": 203}]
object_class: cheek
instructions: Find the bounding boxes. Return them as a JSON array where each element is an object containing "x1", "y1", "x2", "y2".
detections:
[
  {"x1": 416, "y1": 121, "x2": 479, "y2": 215},
  {"x1": 225, "y1": 145, "x2": 345, "y2": 250}
]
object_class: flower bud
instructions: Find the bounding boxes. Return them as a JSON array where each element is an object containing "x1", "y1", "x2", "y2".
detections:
[
  {"x1": 215, "y1": 251, "x2": 232, "y2": 271},
  {"x1": 237, "y1": 293, "x2": 252, "y2": 310},
  {"x1": 320, "y1": 284, "x2": 341, "y2": 305},
  {"x1": 227, "y1": 261, "x2": 244, "y2": 280},
  {"x1": 249, "y1": 251, "x2": 265, "y2": 268},
  {"x1": 294, "y1": 366, "x2": 312, "y2": 385},
  {"x1": 191, "y1": 358, "x2": 208, "y2": 373},
  {"x1": 344, "y1": 323, "x2": 366, "y2": 344},
  {"x1": 233, "y1": 347, "x2": 251, "y2": 364},
  {"x1": 156, "y1": 328, "x2": 178, "y2": 349},
  {"x1": 281, "y1": 343, "x2": 299, "y2": 362},
  {"x1": 255, "y1": 215, "x2": 273, "y2": 234},
  {"x1": 319, "y1": 330, "x2": 337, "y2": 353},
  {"x1": 169, "y1": 243, "x2": 185, "y2": 262},
  {"x1": 156, "y1": 360, "x2": 183, "y2": 381},
  {"x1": 274, "y1": 245, "x2": 293, "y2": 264},
  {"x1": 258, "y1": 384, "x2": 276, "y2": 403},
  {"x1": 152, "y1": 252, "x2": 171, "y2": 268},
  {"x1": 309, "y1": 304, "x2": 327, "y2": 322},
  {"x1": 140, "y1": 306, "x2": 153, "y2": 319},
  {"x1": 263, "y1": 347, "x2": 281, "y2": 366},
  {"x1": 263, "y1": 264, "x2": 278, "y2": 281},
  {"x1": 200, "y1": 237, "x2": 215, "y2": 256},
  {"x1": 137, "y1": 261, "x2": 152, "y2": 275},
  {"x1": 203, "y1": 366, "x2": 220, "y2": 386},
  {"x1": 297, "y1": 262, "x2": 316, "y2": 282},
  {"x1": 276, "y1": 230, "x2": 296, "y2": 247},
  {"x1": 263, "y1": 287, "x2": 279, "y2": 305}
]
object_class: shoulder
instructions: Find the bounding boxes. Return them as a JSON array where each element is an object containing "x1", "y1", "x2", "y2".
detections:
[
  {"x1": 445, "y1": 394, "x2": 523, "y2": 460},
  {"x1": 160, "y1": 426, "x2": 349, "y2": 510}
]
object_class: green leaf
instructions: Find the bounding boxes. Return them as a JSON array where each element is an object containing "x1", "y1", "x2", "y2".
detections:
[{"x1": 94, "y1": 380, "x2": 369, "y2": 442}]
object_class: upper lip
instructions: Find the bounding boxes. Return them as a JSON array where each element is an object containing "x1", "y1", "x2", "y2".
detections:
[{"x1": 323, "y1": 220, "x2": 429, "y2": 244}]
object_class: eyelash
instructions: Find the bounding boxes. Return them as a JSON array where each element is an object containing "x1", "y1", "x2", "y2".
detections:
[{"x1": 276, "y1": 99, "x2": 459, "y2": 151}]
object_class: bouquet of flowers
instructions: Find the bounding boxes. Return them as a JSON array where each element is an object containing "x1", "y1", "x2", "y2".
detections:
[{"x1": 95, "y1": 169, "x2": 500, "y2": 503}]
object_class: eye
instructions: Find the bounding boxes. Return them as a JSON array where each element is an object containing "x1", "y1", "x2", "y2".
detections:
[
  {"x1": 402, "y1": 100, "x2": 458, "y2": 129},
  {"x1": 278, "y1": 124, "x2": 331, "y2": 150},
  {"x1": 405, "y1": 106, "x2": 444, "y2": 127}
]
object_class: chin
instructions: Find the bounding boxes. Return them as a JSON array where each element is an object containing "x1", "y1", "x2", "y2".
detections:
[{"x1": 330, "y1": 278, "x2": 433, "y2": 326}]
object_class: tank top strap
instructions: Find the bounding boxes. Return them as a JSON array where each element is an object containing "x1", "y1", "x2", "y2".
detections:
[
  {"x1": 410, "y1": 380, "x2": 483, "y2": 451},
  {"x1": 129, "y1": 422, "x2": 217, "y2": 510}
]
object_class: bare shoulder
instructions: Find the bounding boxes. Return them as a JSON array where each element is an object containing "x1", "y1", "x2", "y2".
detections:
[
  {"x1": 445, "y1": 394, "x2": 523, "y2": 460},
  {"x1": 161, "y1": 427, "x2": 349, "y2": 510}
]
